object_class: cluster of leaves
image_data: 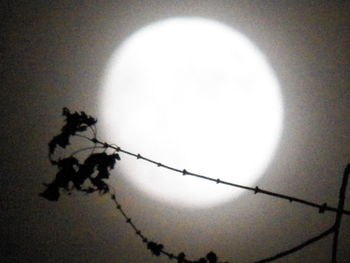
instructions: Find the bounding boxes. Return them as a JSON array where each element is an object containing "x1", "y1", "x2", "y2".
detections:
[
  {"x1": 40, "y1": 152, "x2": 120, "y2": 201},
  {"x1": 48, "y1": 107, "x2": 97, "y2": 158},
  {"x1": 40, "y1": 108, "x2": 120, "y2": 201},
  {"x1": 41, "y1": 108, "x2": 226, "y2": 263}
]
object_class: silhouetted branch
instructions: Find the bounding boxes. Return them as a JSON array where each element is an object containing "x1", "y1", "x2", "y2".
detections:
[
  {"x1": 70, "y1": 146, "x2": 105, "y2": 157},
  {"x1": 254, "y1": 226, "x2": 335, "y2": 263},
  {"x1": 108, "y1": 189, "x2": 227, "y2": 263},
  {"x1": 41, "y1": 108, "x2": 350, "y2": 263},
  {"x1": 91, "y1": 138, "x2": 350, "y2": 216},
  {"x1": 108, "y1": 183, "x2": 337, "y2": 263},
  {"x1": 331, "y1": 164, "x2": 350, "y2": 263}
]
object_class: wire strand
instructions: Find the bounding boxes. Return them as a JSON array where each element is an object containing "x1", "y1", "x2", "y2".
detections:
[{"x1": 88, "y1": 138, "x2": 350, "y2": 216}]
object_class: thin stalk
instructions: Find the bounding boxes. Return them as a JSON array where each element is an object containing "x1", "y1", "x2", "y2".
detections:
[
  {"x1": 331, "y1": 164, "x2": 350, "y2": 263},
  {"x1": 91, "y1": 138, "x2": 350, "y2": 216}
]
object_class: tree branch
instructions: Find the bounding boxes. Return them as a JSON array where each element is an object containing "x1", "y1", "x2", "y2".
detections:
[
  {"x1": 91, "y1": 138, "x2": 350, "y2": 216},
  {"x1": 44, "y1": 109, "x2": 350, "y2": 263},
  {"x1": 254, "y1": 226, "x2": 335, "y2": 263}
]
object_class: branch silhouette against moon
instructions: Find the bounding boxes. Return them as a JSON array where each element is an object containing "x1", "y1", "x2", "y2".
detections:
[{"x1": 40, "y1": 108, "x2": 349, "y2": 263}]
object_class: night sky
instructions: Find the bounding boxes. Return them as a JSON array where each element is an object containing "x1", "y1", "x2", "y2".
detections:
[{"x1": 1, "y1": 1, "x2": 350, "y2": 263}]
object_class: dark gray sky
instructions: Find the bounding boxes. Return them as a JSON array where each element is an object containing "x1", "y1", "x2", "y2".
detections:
[{"x1": 1, "y1": 1, "x2": 350, "y2": 262}]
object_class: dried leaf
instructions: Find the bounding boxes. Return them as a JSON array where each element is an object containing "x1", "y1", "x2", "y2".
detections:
[{"x1": 147, "y1": 241, "x2": 164, "y2": 256}]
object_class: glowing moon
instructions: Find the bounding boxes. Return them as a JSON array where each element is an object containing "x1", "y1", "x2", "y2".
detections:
[{"x1": 100, "y1": 17, "x2": 283, "y2": 208}]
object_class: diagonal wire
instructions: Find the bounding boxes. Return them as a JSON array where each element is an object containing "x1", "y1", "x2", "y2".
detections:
[
  {"x1": 90, "y1": 137, "x2": 350, "y2": 216},
  {"x1": 253, "y1": 226, "x2": 335, "y2": 263}
]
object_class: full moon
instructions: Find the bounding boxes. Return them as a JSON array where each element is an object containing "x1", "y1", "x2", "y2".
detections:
[{"x1": 100, "y1": 17, "x2": 283, "y2": 208}]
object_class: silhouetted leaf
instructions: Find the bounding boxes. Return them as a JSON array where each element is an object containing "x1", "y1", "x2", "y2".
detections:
[
  {"x1": 206, "y1": 252, "x2": 217, "y2": 263},
  {"x1": 81, "y1": 187, "x2": 97, "y2": 194},
  {"x1": 61, "y1": 107, "x2": 97, "y2": 136},
  {"x1": 71, "y1": 152, "x2": 120, "y2": 194},
  {"x1": 48, "y1": 133, "x2": 70, "y2": 155},
  {"x1": 39, "y1": 157, "x2": 79, "y2": 201},
  {"x1": 177, "y1": 252, "x2": 186, "y2": 263},
  {"x1": 39, "y1": 183, "x2": 60, "y2": 201},
  {"x1": 56, "y1": 157, "x2": 79, "y2": 190},
  {"x1": 48, "y1": 108, "x2": 97, "y2": 157},
  {"x1": 147, "y1": 241, "x2": 164, "y2": 256},
  {"x1": 90, "y1": 177, "x2": 109, "y2": 194},
  {"x1": 196, "y1": 258, "x2": 207, "y2": 263}
]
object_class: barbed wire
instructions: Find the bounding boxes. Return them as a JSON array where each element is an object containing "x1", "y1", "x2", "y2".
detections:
[
  {"x1": 87, "y1": 137, "x2": 350, "y2": 216},
  {"x1": 44, "y1": 109, "x2": 349, "y2": 263}
]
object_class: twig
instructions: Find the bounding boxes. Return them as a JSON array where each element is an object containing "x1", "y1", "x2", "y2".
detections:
[
  {"x1": 107, "y1": 183, "x2": 337, "y2": 263},
  {"x1": 108, "y1": 190, "x2": 230, "y2": 263},
  {"x1": 70, "y1": 146, "x2": 105, "y2": 157},
  {"x1": 74, "y1": 133, "x2": 93, "y2": 141},
  {"x1": 89, "y1": 138, "x2": 350, "y2": 216},
  {"x1": 46, "y1": 113, "x2": 350, "y2": 263},
  {"x1": 331, "y1": 164, "x2": 350, "y2": 263},
  {"x1": 254, "y1": 226, "x2": 335, "y2": 263}
]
